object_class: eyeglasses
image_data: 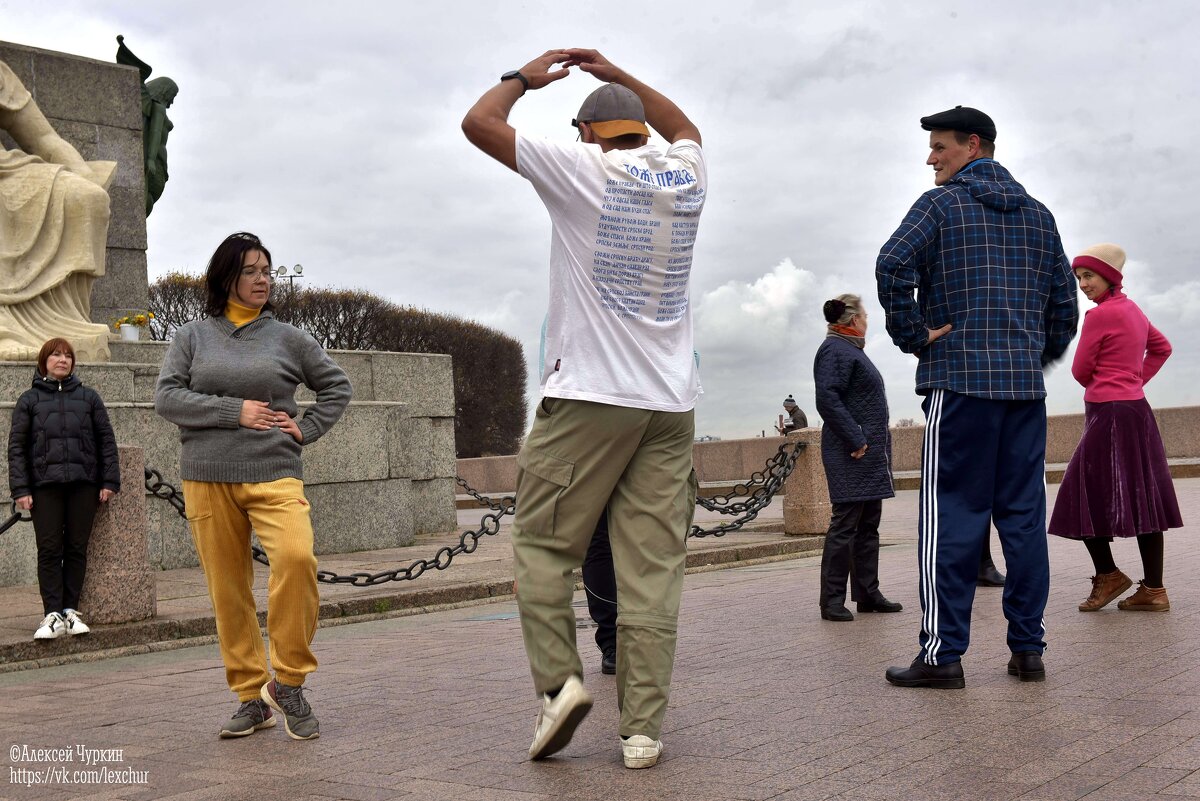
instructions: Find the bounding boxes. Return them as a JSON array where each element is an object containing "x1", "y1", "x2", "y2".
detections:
[{"x1": 240, "y1": 267, "x2": 274, "y2": 280}]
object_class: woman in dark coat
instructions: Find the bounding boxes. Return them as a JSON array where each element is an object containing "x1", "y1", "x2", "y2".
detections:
[
  {"x1": 8, "y1": 337, "x2": 120, "y2": 640},
  {"x1": 813, "y1": 295, "x2": 900, "y2": 621}
]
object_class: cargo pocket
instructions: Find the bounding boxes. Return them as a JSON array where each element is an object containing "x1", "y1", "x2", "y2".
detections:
[{"x1": 515, "y1": 447, "x2": 574, "y2": 538}]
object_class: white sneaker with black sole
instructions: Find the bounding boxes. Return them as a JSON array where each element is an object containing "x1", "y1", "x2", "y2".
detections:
[
  {"x1": 63, "y1": 609, "x2": 90, "y2": 635},
  {"x1": 34, "y1": 612, "x2": 66, "y2": 640}
]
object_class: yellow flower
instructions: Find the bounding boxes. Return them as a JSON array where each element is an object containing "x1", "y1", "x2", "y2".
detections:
[{"x1": 111, "y1": 310, "x2": 157, "y2": 330}]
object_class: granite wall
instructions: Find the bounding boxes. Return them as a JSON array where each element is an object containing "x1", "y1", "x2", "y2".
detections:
[{"x1": 0, "y1": 346, "x2": 458, "y2": 586}]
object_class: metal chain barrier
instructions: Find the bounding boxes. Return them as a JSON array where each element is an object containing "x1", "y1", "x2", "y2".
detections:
[
  {"x1": 132, "y1": 440, "x2": 803, "y2": 585},
  {"x1": 0, "y1": 503, "x2": 32, "y2": 536},
  {"x1": 687, "y1": 440, "x2": 805, "y2": 538}
]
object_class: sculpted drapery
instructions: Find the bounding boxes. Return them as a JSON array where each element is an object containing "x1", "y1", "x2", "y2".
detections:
[{"x1": 1, "y1": 59, "x2": 114, "y2": 361}]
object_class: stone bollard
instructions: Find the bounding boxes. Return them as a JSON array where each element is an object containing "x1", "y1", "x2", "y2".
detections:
[
  {"x1": 80, "y1": 445, "x2": 156, "y2": 624},
  {"x1": 783, "y1": 428, "x2": 832, "y2": 535}
]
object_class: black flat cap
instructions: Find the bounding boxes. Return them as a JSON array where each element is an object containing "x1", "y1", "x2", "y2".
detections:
[{"x1": 920, "y1": 105, "x2": 996, "y2": 141}]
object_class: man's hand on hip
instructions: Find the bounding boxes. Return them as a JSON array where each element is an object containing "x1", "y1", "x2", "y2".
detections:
[{"x1": 927, "y1": 324, "x2": 953, "y2": 345}]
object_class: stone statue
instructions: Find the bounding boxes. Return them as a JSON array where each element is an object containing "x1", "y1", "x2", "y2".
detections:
[
  {"x1": 0, "y1": 58, "x2": 115, "y2": 362},
  {"x1": 116, "y1": 36, "x2": 177, "y2": 216}
]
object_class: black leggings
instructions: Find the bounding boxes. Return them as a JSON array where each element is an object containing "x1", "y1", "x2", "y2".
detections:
[
  {"x1": 31, "y1": 482, "x2": 100, "y2": 614},
  {"x1": 1083, "y1": 533, "x2": 1164, "y2": 588}
]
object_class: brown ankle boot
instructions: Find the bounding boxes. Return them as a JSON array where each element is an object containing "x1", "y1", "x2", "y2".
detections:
[
  {"x1": 1078, "y1": 570, "x2": 1133, "y2": 612},
  {"x1": 1117, "y1": 581, "x2": 1170, "y2": 612}
]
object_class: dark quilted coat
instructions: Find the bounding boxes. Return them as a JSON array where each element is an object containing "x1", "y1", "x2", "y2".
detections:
[
  {"x1": 8, "y1": 373, "x2": 121, "y2": 498},
  {"x1": 813, "y1": 335, "x2": 894, "y2": 503}
]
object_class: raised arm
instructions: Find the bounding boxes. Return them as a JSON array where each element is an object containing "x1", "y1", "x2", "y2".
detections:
[
  {"x1": 461, "y1": 50, "x2": 573, "y2": 172},
  {"x1": 563, "y1": 49, "x2": 701, "y2": 145}
]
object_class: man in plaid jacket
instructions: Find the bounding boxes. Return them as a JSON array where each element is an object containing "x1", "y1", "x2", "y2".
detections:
[{"x1": 877, "y1": 106, "x2": 1078, "y2": 689}]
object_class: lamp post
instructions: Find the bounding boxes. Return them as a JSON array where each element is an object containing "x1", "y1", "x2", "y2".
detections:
[
  {"x1": 276, "y1": 264, "x2": 304, "y2": 291},
  {"x1": 273, "y1": 264, "x2": 303, "y2": 321}
]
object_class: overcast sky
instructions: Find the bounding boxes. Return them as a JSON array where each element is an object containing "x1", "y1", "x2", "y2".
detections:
[{"x1": 6, "y1": 1, "x2": 1199, "y2": 439}]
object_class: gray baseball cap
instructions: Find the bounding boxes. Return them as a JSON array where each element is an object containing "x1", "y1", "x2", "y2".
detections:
[{"x1": 572, "y1": 84, "x2": 650, "y2": 138}]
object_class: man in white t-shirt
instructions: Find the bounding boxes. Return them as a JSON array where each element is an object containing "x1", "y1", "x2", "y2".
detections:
[{"x1": 463, "y1": 49, "x2": 705, "y2": 770}]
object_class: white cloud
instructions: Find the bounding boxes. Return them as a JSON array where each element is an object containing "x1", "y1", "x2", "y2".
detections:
[{"x1": 5, "y1": 0, "x2": 1200, "y2": 445}]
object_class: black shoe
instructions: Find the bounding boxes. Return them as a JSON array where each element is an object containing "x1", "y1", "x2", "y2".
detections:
[
  {"x1": 820, "y1": 605, "x2": 854, "y2": 622},
  {"x1": 978, "y1": 565, "x2": 1006, "y2": 587},
  {"x1": 885, "y1": 658, "x2": 965, "y2": 689},
  {"x1": 857, "y1": 597, "x2": 903, "y2": 613},
  {"x1": 601, "y1": 647, "x2": 616, "y2": 675},
  {"x1": 1006, "y1": 651, "x2": 1045, "y2": 682}
]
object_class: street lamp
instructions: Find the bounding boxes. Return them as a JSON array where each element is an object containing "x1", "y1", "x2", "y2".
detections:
[{"x1": 276, "y1": 264, "x2": 304, "y2": 290}]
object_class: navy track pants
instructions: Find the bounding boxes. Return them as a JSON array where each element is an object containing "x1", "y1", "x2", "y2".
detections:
[{"x1": 917, "y1": 390, "x2": 1049, "y2": 665}]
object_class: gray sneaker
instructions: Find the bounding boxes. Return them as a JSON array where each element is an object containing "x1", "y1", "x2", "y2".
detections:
[
  {"x1": 219, "y1": 699, "x2": 276, "y2": 739},
  {"x1": 260, "y1": 679, "x2": 319, "y2": 740}
]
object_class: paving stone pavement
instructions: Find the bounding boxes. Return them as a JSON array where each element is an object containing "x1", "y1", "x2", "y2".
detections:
[{"x1": 0, "y1": 480, "x2": 1196, "y2": 801}]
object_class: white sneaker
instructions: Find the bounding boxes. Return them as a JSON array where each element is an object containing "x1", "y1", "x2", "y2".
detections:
[
  {"x1": 34, "y1": 612, "x2": 66, "y2": 640},
  {"x1": 63, "y1": 609, "x2": 90, "y2": 636},
  {"x1": 622, "y1": 734, "x2": 664, "y2": 769},
  {"x1": 528, "y1": 675, "x2": 593, "y2": 760}
]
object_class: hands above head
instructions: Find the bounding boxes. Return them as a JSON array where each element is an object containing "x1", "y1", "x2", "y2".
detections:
[
  {"x1": 561, "y1": 49, "x2": 623, "y2": 83},
  {"x1": 516, "y1": 50, "x2": 574, "y2": 91}
]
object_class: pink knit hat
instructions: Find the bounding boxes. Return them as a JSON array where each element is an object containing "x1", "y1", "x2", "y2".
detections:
[{"x1": 1072, "y1": 243, "x2": 1125, "y2": 288}]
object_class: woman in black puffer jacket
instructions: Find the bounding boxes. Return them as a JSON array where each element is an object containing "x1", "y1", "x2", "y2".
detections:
[
  {"x1": 8, "y1": 338, "x2": 120, "y2": 640},
  {"x1": 813, "y1": 295, "x2": 900, "y2": 622}
]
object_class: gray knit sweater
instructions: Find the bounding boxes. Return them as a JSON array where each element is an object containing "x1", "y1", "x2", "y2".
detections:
[{"x1": 155, "y1": 312, "x2": 352, "y2": 483}]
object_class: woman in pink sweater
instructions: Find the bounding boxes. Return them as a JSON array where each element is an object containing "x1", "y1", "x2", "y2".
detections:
[{"x1": 1049, "y1": 243, "x2": 1182, "y2": 612}]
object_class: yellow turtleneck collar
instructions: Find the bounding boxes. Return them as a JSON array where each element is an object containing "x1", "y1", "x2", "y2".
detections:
[{"x1": 224, "y1": 299, "x2": 262, "y2": 327}]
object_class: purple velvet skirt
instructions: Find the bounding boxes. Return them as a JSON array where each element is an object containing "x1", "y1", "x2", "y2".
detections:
[{"x1": 1049, "y1": 398, "x2": 1182, "y2": 539}]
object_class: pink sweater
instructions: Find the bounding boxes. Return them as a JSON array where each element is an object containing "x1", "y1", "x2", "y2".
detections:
[{"x1": 1071, "y1": 289, "x2": 1171, "y2": 402}]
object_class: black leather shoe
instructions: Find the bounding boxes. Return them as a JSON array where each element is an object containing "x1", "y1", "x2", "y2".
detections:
[
  {"x1": 601, "y1": 648, "x2": 616, "y2": 675},
  {"x1": 820, "y1": 605, "x2": 854, "y2": 622},
  {"x1": 885, "y1": 658, "x2": 965, "y2": 689},
  {"x1": 978, "y1": 565, "x2": 1006, "y2": 587},
  {"x1": 1007, "y1": 651, "x2": 1045, "y2": 682},
  {"x1": 857, "y1": 597, "x2": 903, "y2": 613}
]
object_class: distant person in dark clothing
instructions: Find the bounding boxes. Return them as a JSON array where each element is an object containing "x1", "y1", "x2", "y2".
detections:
[
  {"x1": 777, "y1": 395, "x2": 808, "y2": 435},
  {"x1": 813, "y1": 295, "x2": 902, "y2": 622},
  {"x1": 583, "y1": 515, "x2": 617, "y2": 674},
  {"x1": 979, "y1": 534, "x2": 1006, "y2": 587},
  {"x1": 8, "y1": 337, "x2": 120, "y2": 640}
]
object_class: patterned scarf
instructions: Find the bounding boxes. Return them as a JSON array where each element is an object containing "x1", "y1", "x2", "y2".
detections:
[{"x1": 827, "y1": 323, "x2": 865, "y2": 349}]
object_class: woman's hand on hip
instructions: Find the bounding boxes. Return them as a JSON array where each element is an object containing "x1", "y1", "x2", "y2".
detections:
[
  {"x1": 14, "y1": 496, "x2": 32, "y2": 512},
  {"x1": 276, "y1": 414, "x2": 304, "y2": 443},
  {"x1": 850, "y1": 443, "x2": 868, "y2": 460},
  {"x1": 99, "y1": 489, "x2": 114, "y2": 503},
  {"x1": 239, "y1": 400, "x2": 276, "y2": 430}
]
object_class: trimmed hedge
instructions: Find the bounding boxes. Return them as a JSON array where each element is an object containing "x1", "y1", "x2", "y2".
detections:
[{"x1": 147, "y1": 273, "x2": 527, "y2": 457}]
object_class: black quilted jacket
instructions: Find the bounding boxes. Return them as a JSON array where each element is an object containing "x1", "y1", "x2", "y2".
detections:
[
  {"x1": 7, "y1": 373, "x2": 121, "y2": 498},
  {"x1": 813, "y1": 336, "x2": 894, "y2": 503}
]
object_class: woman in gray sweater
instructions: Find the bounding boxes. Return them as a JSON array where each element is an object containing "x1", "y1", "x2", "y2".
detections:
[{"x1": 155, "y1": 231, "x2": 351, "y2": 741}]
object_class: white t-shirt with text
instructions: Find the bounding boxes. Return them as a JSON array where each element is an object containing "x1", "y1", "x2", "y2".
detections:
[{"x1": 517, "y1": 133, "x2": 707, "y2": 412}]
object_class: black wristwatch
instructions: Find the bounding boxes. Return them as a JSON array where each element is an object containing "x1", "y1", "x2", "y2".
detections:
[{"x1": 500, "y1": 70, "x2": 530, "y2": 92}]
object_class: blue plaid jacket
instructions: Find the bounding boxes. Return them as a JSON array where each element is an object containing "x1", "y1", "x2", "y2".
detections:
[{"x1": 876, "y1": 159, "x2": 1078, "y2": 399}]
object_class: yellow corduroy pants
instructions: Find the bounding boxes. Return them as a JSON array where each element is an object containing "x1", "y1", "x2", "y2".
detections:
[{"x1": 182, "y1": 478, "x2": 319, "y2": 700}]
